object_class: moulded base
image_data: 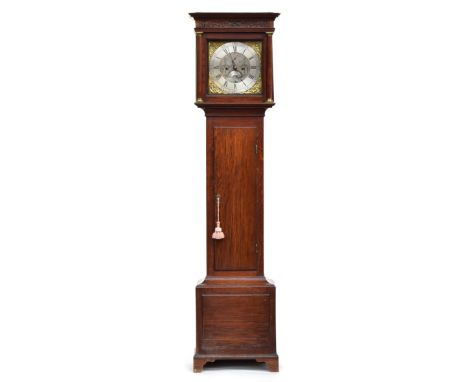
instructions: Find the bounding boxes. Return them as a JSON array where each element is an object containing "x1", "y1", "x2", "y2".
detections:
[{"x1": 193, "y1": 353, "x2": 279, "y2": 372}]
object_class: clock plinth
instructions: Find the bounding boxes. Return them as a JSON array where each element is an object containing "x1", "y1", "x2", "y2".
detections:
[
  {"x1": 194, "y1": 277, "x2": 278, "y2": 372},
  {"x1": 190, "y1": 13, "x2": 280, "y2": 372}
]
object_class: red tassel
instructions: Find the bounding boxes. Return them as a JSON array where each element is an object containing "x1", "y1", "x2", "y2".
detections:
[
  {"x1": 212, "y1": 222, "x2": 224, "y2": 239},
  {"x1": 212, "y1": 194, "x2": 225, "y2": 240}
]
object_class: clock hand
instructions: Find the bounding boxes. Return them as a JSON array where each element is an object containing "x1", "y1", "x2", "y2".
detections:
[{"x1": 229, "y1": 53, "x2": 237, "y2": 71}]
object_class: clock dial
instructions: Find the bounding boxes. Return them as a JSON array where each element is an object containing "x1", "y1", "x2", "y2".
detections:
[{"x1": 209, "y1": 41, "x2": 261, "y2": 94}]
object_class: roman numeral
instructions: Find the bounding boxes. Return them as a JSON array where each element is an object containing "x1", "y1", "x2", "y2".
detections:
[
  {"x1": 233, "y1": 43, "x2": 237, "y2": 52},
  {"x1": 234, "y1": 83, "x2": 237, "y2": 90},
  {"x1": 251, "y1": 66, "x2": 257, "y2": 69},
  {"x1": 248, "y1": 74, "x2": 255, "y2": 80},
  {"x1": 223, "y1": 47, "x2": 229, "y2": 55},
  {"x1": 223, "y1": 81, "x2": 228, "y2": 87}
]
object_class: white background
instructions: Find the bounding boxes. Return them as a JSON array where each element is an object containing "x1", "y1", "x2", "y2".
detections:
[{"x1": 1, "y1": 1, "x2": 467, "y2": 381}]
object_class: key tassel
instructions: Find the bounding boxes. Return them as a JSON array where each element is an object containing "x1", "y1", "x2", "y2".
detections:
[{"x1": 212, "y1": 194, "x2": 225, "y2": 240}]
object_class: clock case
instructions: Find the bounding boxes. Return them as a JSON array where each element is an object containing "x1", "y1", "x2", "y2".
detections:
[{"x1": 190, "y1": 13, "x2": 280, "y2": 373}]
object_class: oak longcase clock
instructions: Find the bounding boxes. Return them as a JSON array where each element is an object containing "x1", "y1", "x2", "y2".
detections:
[{"x1": 190, "y1": 12, "x2": 280, "y2": 373}]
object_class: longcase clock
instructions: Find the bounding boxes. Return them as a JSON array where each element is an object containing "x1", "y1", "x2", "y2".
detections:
[{"x1": 190, "y1": 12, "x2": 280, "y2": 373}]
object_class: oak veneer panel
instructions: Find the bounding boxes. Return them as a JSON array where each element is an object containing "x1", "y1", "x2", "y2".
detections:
[
  {"x1": 201, "y1": 293, "x2": 271, "y2": 352},
  {"x1": 213, "y1": 126, "x2": 257, "y2": 271}
]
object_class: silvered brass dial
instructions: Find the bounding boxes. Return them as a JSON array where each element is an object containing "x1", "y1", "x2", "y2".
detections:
[{"x1": 208, "y1": 41, "x2": 261, "y2": 94}]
